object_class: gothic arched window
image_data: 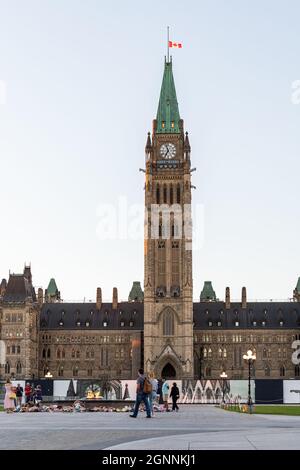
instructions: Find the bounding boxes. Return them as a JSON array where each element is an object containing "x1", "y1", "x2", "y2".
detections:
[
  {"x1": 47, "y1": 348, "x2": 51, "y2": 358},
  {"x1": 177, "y1": 184, "x2": 181, "y2": 204},
  {"x1": 5, "y1": 361, "x2": 10, "y2": 374},
  {"x1": 170, "y1": 185, "x2": 173, "y2": 205},
  {"x1": 16, "y1": 362, "x2": 22, "y2": 374},
  {"x1": 156, "y1": 185, "x2": 160, "y2": 204},
  {"x1": 280, "y1": 366, "x2": 285, "y2": 377},
  {"x1": 163, "y1": 310, "x2": 174, "y2": 336}
]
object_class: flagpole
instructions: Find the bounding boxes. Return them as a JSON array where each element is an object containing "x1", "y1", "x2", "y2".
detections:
[{"x1": 167, "y1": 26, "x2": 169, "y2": 62}]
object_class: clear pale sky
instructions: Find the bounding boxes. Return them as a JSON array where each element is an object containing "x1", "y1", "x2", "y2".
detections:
[{"x1": 0, "y1": 0, "x2": 300, "y2": 302}]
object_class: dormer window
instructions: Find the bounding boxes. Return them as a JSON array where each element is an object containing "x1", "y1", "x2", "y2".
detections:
[
  {"x1": 129, "y1": 321, "x2": 134, "y2": 327},
  {"x1": 279, "y1": 320, "x2": 284, "y2": 327},
  {"x1": 252, "y1": 321, "x2": 257, "y2": 327},
  {"x1": 103, "y1": 321, "x2": 108, "y2": 327},
  {"x1": 59, "y1": 320, "x2": 64, "y2": 327},
  {"x1": 162, "y1": 121, "x2": 165, "y2": 128},
  {"x1": 61, "y1": 310, "x2": 65, "y2": 316},
  {"x1": 90, "y1": 310, "x2": 94, "y2": 315},
  {"x1": 120, "y1": 321, "x2": 125, "y2": 327},
  {"x1": 217, "y1": 321, "x2": 222, "y2": 327},
  {"x1": 76, "y1": 320, "x2": 81, "y2": 327},
  {"x1": 208, "y1": 321, "x2": 213, "y2": 327},
  {"x1": 262, "y1": 321, "x2": 266, "y2": 327},
  {"x1": 235, "y1": 321, "x2": 239, "y2": 327},
  {"x1": 171, "y1": 121, "x2": 175, "y2": 128},
  {"x1": 85, "y1": 321, "x2": 90, "y2": 327}
]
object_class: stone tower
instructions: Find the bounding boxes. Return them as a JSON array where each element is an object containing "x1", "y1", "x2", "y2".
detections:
[{"x1": 143, "y1": 58, "x2": 194, "y2": 379}]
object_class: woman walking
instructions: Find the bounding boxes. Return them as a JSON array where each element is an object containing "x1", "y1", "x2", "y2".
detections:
[
  {"x1": 170, "y1": 382, "x2": 180, "y2": 412},
  {"x1": 4, "y1": 378, "x2": 15, "y2": 413}
]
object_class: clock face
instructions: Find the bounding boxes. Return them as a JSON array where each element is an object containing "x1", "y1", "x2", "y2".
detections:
[{"x1": 160, "y1": 143, "x2": 176, "y2": 159}]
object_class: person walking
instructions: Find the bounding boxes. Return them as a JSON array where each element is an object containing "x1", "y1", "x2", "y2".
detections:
[
  {"x1": 162, "y1": 378, "x2": 170, "y2": 412},
  {"x1": 4, "y1": 378, "x2": 15, "y2": 413},
  {"x1": 129, "y1": 368, "x2": 151, "y2": 418},
  {"x1": 34, "y1": 385, "x2": 43, "y2": 407},
  {"x1": 170, "y1": 382, "x2": 180, "y2": 412},
  {"x1": 148, "y1": 371, "x2": 158, "y2": 416},
  {"x1": 16, "y1": 383, "x2": 24, "y2": 408}
]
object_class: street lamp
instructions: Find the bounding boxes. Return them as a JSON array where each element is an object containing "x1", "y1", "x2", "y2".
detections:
[
  {"x1": 220, "y1": 371, "x2": 228, "y2": 403},
  {"x1": 243, "y1": 349, "x2": 256, "y2": 412},
  {"x1": 45, "y1": 371, "x2": 53, "y2": 378}
]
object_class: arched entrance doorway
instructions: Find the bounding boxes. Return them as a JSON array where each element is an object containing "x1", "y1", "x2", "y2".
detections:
[{"x1": 161, "y1": 363, "x2": 176, "y2": 379}]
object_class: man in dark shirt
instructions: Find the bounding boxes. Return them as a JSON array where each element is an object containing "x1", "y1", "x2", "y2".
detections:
[{"x1": 130, "y1": 368, "x2": 151, "y2": 418}]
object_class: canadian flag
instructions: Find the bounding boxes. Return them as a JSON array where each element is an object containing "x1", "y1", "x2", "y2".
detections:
[{"x1": 168, "y1": 41, "x2": 182, "y2": 48}]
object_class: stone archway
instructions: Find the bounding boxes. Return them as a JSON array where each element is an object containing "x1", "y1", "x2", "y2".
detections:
[{"x1": 161, "y1": 363, "x2": 176, "y2": 379}]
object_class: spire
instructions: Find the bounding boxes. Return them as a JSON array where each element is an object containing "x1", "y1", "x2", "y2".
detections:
[
  {"x1": 145, "y1": 132, "x2": 152, "y2": 152},
  {"x1": 156, "y1": 58, "x2": 180, "y2": 134},
  {"x1": 45, "y1": 278, "x2": 60, "y2": 303},
  {"x1": 184, "y1": 131, "x2": 191, "y2": 153}
]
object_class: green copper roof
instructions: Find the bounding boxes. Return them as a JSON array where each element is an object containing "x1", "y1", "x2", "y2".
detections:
[
  {"x1": 46, "y1": 278, "x2": 58, "y2": 296},
  {"x1": 156, "y1": 59, "x2": 180, "y2": 134},
  {"x1": 296, "y1": 277, "x2": 300, "y2": 292},
  {"x1": 200, "y1": 281, "x2": 217, "y2": 302},
  {"x1": 128, "y1": 281, "x2": 144, "y2": 302}
]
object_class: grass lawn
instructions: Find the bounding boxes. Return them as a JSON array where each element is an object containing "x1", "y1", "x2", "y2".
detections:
[
  {"x1": 223, "y1": 405, "x2": 300, "y2": 416},
  {"x1": 0, "y1": 405, "x2": 3, "y2": 412}
]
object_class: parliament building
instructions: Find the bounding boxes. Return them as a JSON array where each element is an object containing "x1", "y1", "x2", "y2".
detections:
[{"x1": 1, "y1": 59, "x2": 300, "y2": 382}]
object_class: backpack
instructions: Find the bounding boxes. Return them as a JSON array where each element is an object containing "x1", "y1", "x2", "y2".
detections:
[{"x1": 143, "y1": 377, "x2": 152, "y2": 394}]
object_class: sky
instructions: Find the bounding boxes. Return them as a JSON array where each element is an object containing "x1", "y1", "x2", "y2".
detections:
[{"x1": 0, "y1": 0, "x2": 300, "y2": 302}]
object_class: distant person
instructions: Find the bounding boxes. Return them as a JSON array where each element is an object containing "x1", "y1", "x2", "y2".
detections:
[
  {"x1": 35, "y1": 385, "x2": 43, "y2": 407},
  {"x1": 148, "y1": 371, "x2": 158, "y2": 416},
  {"x1": 16, "y1": 383, "x2": 24, "y2": 408},
  {"x1": 162, "y1": 379, "x2": 170, "y2": 412},
  {"x1": 25, "y1": 383, "x2": 31, "y2": 403},
  {"x1": 129, "y1": 368, "x2": 151, "y2": 418},
  {"x1": 4, "y1": 378, "x2": 15, "y2": 413},
  {"x1": 170, "y1": 382, "x2": 180, "y2": 412}
]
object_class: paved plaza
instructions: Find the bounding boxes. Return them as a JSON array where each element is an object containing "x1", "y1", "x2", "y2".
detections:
[{"x1": 1, "y1": 405, "x2": 300, "y2": 450}]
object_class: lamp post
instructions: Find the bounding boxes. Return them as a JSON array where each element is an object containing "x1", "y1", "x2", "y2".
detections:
[
  {"x1": 220, "y1": 371, "x2": 228, "y2": 403},
  {"x1": 243, "y1": 349, "x2": 256, "y2": 413},
  {"x1": 44, "y1": 371, "x2": 53, "y2": 378}
]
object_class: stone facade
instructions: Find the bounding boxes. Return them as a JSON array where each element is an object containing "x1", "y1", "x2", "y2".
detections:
[{"x1": 0, "y1": 59, "x2": 300, "y2": 382}]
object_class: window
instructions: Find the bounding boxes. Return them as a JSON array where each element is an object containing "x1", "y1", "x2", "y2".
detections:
[
  {"x1": 76, "y1": 350, "x2": 80, "y2": 359},
  {"x1": 208, "y1": 348, "x2": 212, "y2": 359},
  {"x1": 262, "y1": 321, "x2": 266, "y2": 327},
  {"x1": 218, "y1": 348, "x2": 222, "y2": 358},
  {"x1": 252, "y1": 321, "x2": 257, "y2": 327},
  {"x1": 120, "y1": 321, "x2": 125, "y2": 327},
  {"x1": 12, "y1": 345, "x2": 15, "y2": 354},
  {"x1": 73, "y1": 366, "x2": 78, "y2": 377},
  {"x1": 129, "y1": 321, "x2": 134, "y2": 327},
  {"x1": 156, "y1": 185, "x2": 160, "y2": 204},
  {"x1": 263, "y1": 348, "x2": 267, "y2": 359},
  {"x1": 205, "y1": 366, "x2": 211, "y2": 377},
  {"x1": 217, "y1": 321, "x2": 222, "y2": 327},
  {"x1": 280, "y1": 366, "x2": 285, "y2": 377},
  {"x1": 47, "y1": 349, "x2": 51, "y2": 358},
  {"x1": 103, "y1": 321, "x2": 108, "y2": 327},
  {"x1": 16, "y1": 362, "x2": 22, "y2": 374},
  {"x1": 72, "y1": 349, "x2": 75, "y2": 359},
  {"x1": 235, "y1": 321, "x2": 239, "y2": 327},
  {"x1": 295, "y1": 365, "x2": 300, "y2": 377},
  {"x1": 42, "y1": 348, "x2": 46, "y2": 359},
  {"x1": 59, "y1": 320, "x2": 64, "y2": 327},
  {"x1": 203, "y1": 348, "x2": 207, "y2": 358},
  {"x1": 171, "y1": 121, "x2": 175, "y2": 128},
  {"x1": 208, "y1": 321, "x2": 213, "y2": 327},
  {"x1": 76, "y1": 320, "x2": 81, "y2": 327},
  {"x1": 57, "y1": 348, "x2": 61, "y2": 359},
  {"x1": 5, "y1": 361, "x2": 10, "y2": 374},
  {"x1": 163, "y1": 310, "x2": 174, "y2": 336},
  {"x1": 162, "y1": 121, "x2": 165, "y2": 128},
  {"x1": 264, "y1": 365, "x2": 270, "y2": 376},
  {"x1": 85, "y1": 321, "x2": 90, "y2": 327},
  {"x1": 87, "y1": 369, "x2": 93, "y2": 377},
  {"x1": 177, "y1": 184, "x2": 180, "y2": 204},
  {"x1": 223, "y1": 348, "x2": 227, "y2": 358},
  {"x1": 279, "y1": 321, "x2": 283, "y2": 327},
  {"x1": 58, "y1": 366, "x2": 64, "y2": 377}
]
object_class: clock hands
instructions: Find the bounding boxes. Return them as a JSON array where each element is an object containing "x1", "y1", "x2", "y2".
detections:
[{"x1": 165, "y1": 146, "x2": 169, "y2": 158}]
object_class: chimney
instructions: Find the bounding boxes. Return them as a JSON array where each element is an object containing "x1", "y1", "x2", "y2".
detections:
[
  {"x1": 112, "y1": 287, "x2": 118, "y2": 309},
  {"x1": 241, "y1": 287, "x2": 247, "y2": 309},
  {"x1": 0, "y1": 278, "x2": 7, "y2": 297},
  {"x1": 96, "y1": 287, "x2": 102, "y2": 310},
  {"x1": 225, "y1": 287, "x2": 230, "y2": 309},
  {"x1": 38, "y1": 288, "x2": 43, "y2": 306}
]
